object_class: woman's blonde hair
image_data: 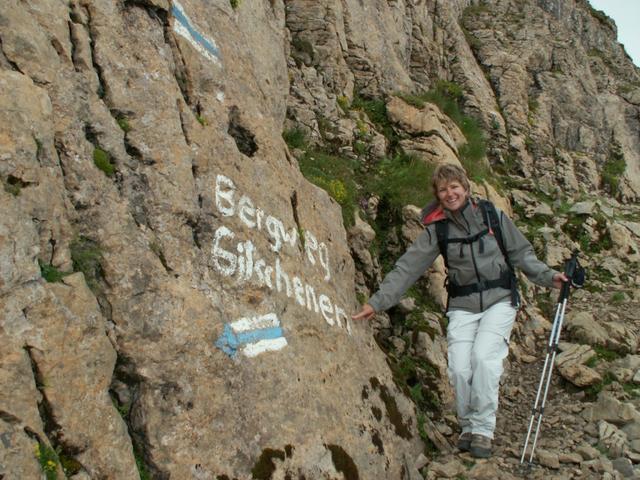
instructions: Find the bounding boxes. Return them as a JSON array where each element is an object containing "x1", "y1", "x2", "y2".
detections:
[{"x1": 431, "y1": 163, "x2": 470, "y2": 196}]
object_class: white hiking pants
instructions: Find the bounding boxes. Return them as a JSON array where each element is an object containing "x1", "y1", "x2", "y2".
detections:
[{"x1": 446, "y1": 301, "x2": 517, "y2": 438}]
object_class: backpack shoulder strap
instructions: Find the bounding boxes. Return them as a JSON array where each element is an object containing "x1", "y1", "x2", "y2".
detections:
[
  {"x1": 434, "y1": 220, "x2": 449, "y2": 268},
  {"x1": 479, "y1": 200, "x2": 512, "y2": 269}
]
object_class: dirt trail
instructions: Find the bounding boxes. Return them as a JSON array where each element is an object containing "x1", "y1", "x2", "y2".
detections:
[{"x1": 426, "y1": 296, "x2": 640, "y2": 479}]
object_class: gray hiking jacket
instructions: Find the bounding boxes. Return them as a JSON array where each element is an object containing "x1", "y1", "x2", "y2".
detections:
[{"x1": 368, "y1": 198, "x2": 558, "y2": 314}]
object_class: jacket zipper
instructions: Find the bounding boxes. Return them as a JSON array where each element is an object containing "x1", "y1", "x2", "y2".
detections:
[
  {"x1": 469, "y1": 230, "x2": 484, "y2": 311},
  {"x1": 461, "y1": 205, "x2": 484, "y2": 311}
]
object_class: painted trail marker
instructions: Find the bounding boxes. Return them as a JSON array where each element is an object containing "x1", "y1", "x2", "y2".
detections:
[
  {"x1": 172, "y1": 0, "x2": 221, "y2": 66},
  {"x1": 216, "y1": 313, "x2": 287, "y2": 358}
]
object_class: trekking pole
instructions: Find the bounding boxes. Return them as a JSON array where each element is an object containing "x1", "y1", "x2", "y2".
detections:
[{"x1": 520, "y1": 251, "x2": 584, "y2": 465}]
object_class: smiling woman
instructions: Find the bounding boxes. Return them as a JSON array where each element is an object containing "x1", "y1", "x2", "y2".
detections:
[
  {"x1": 433, "y1": 165, "x2": 471, "y2": 213},
  {"x1": 352, "y1": 163, "x2": 568, "y2": 458}
]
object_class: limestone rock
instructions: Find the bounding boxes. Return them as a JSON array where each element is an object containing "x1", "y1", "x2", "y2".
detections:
[
  {"x1": 623, "y1": 422, "x2": 640, "y2": 441},
  {"x1": 601, "y1": 321, "x2": 639, "y2": 354},
  {"x1": 421, "y1": 416, "x2": 453, "y2": 454},
  {"x1": 416, "y1": 331, "x2": 453, "y2": 405},
  {"x1": 582, "y1": 393, "x2": 640, "y2": 426},
  {"x1": 611, "y1": 367, "x2": 636, "y2": 384},
  {"x1": 598, "y1": 421, "x2": 628, "y2": 459},
  {"x1": 401, "y1": 204, "x2": 427, "y2": 244},
  {"x1": 426, "y1": 256, "x2": 448, "y2": 311},
  {"x1": 564, "y1": 311, "x2": 638, "y2": 354},
  {"x1": 0, "y1": 276, "x2": 138, "y2": 479},
  {"x1": 570, "y1": 201, "x2": 597, "y2": 215},
  {"x1": 398, "y1": 297, "x2": 417, "y2": 314},
  {"x1": 348, "y1": 213, "x2": 379, "y2": 282},
  {"x1": 558, "y1": 452, "x2": 583, "y2": 464},
  {"x1": 536, "y1": 449, "x2": 560, "y2": 469},
  {"x1": 428, "y1": 458, "x2": 465, "y2": 478},
  {"x1": 399, "y1": 137, "x2": 462, "y2": 168},
  {"x1": 387, "y1": 96, "x2": 465, "y2": 154},
  {"x1": 467, "y1": 461, "x2": 517, "y2": 479},
  {"x1": 576, "y1": 443, "x2": 600, "y2": 461},
  {"x1": 555, "y1": 343, "x2": 602, "y2": 387},
  {"x1": 1, "y1": 0, "x2": 429, "y2": 477},
  {"x1": 609, "y1": 223, "x2": 640, "y2": 262},
  {"x1": 414, "y1": 452, "x2": 429, "y2": 470},
  {"x1": 2, "y1": 0, "x2": 640, "y2": 478},
  {"x1": 387, "y1": 95, "x2": 468, "y2": 167},
  {"x1": 611, "y1": 457, "x2": 635, "y2": 478}
]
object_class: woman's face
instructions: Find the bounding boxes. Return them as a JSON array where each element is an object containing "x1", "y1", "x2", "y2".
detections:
[{"x1": 437, "y1": 180, "x2": 468, "y2": 212}]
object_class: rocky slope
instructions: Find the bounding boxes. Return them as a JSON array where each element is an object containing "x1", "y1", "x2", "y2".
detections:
[{"x1": 1, "y1": 0, "x2": 639, "y2": 479}]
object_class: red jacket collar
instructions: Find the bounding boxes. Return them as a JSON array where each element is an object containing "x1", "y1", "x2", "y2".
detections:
[
  {"x1": 421, "y1": 202, "x2": 445, "y2": 225},
  {"x1": 421, "y1": 198, "x2": 476, "y2": 225}
]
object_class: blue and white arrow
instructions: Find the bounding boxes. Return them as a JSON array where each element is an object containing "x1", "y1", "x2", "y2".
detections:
[
  {"x1": 215, "y1": 313, "x2": 287, "y2": 358},
  {"x1": 172, "y1": 0, "x2": 221, "y2": 66}
]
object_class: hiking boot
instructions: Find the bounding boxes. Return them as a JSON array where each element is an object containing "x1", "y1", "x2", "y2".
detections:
[
  {"x1": 470, "y1": 434, "x2": 492, "y2": 458},
  {"x1": 457, "y1": 432, "x2": 472, "y2": 452}
]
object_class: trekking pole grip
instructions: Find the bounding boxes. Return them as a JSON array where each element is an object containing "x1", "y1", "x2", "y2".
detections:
[{"x1": 558, "y1": 250, "x2": 579, "y2": 302}]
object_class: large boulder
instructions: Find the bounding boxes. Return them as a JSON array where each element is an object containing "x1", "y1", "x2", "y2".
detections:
[
  {"x1": 0, "y1": 1, "x2": 424, "y2": 477},
  {"x1": 555, "y1": 343, "x2": 602, "y2": 387},
  {"x1": 564, "y1": 311, "x2": 638, "y2": 354}
]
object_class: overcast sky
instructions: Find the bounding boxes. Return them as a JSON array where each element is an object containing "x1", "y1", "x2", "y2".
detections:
[{"x1": 588, "y1": 0, "x2": 640, "y2": 67}]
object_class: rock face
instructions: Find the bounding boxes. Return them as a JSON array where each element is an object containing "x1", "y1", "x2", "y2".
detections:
[
  {"x1": 1, "y1": 0, "x2": 640, "y2": 479},
  {"x1": 461, "y1": 0, "x2": 640, "y2": 200},
  {"x1": 0, "y1": 1, "x2": 422, "y2": 477}
]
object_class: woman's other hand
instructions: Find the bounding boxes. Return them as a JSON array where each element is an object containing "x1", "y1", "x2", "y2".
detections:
[
  {"x1": 552, "y1": 272, "x2": 569, "y2": 289},
  {"x1": 352, "y1": 304, "x2": 376, "y2": 321}
]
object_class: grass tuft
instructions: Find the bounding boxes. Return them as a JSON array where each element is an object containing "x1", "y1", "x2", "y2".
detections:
[
  {"x1": 298, "y1": 150, "x2": 358, "y2": 227},
  {"x1": 93, "y1": 148, "x2": 115, "y2": 176},
  {"x1": 366, "y1": 153, "x2": 435, "y2": 215},
  {"x1": 601, "y1": 140, "x2": 626, "y2": 196},
  {"x1": 35, "y1": 442, "x2": 59, "y2": 480},
  {"x1": 117, "y1": 116, "x2": 131, "y2": 133},
  {"x1": 70, "y1": 237, "x2": 103, "y2": 292},
  {"x1": 352, "y1": 93, "x2": 397, "y2": 146},
  {"x1": 396, "y1": 81, "x2": 489, "y2": 181},
  {"x1": 283, "y1": 127, "x2": 309, "y2": 150},
  {"x1": 39, "y1": 260, "x2": 69, "y2": 283}
]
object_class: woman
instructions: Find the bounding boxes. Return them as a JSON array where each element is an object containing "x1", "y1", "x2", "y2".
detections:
[{"x1": 352, "y1": 163, "x2": 567, "y2": 458}]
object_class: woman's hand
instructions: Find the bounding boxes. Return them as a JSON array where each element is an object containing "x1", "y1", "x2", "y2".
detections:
[
  {"x1": 552, "y1": 272, "x2": 569, "y2": 289},
  {"x1": 352, "y1": 304, "x2": 376, "y2": 321}
]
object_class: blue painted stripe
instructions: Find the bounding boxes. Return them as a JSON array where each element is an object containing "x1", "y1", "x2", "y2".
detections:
[
  {"x1": 235, "y1": 327, "x2": 284, "y2": 345},
  {"x1": 172, "y1": 5, "x2": 220, "y2": 59},
  {"x1": 215, "y1": 323, "x2": 285, "y2": 357}
]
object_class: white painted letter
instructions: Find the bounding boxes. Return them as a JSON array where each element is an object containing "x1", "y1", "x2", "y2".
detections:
[
  {"x1": 215, "y1": 175, "x2": 235, "y2": 217},
  {"x1": 211, "y1": 226, "x2": 237, "y2": 276},
  {"x1": 266, "y1": 216, "x2": 283, "y2": 252},
  {"x1": 237, "y1": 243, "x2": 245, "y2": 279},
  {"x1": 305, "y1": 231, "x2": 318, "y2": 265},
  {"x1": 334, "y1": 305, "x2": 347, "y2": 329},
  {"x1": 318, "y1": 242, "x2": 330, "y2": 281},
  {"x1": 238, "y1": 195, "x2": 256, "y2": 228},
  {"x1": 293, "y1": 277, "x2": 305, "y2": 306},
  {"x1": 256, "y1": 207, "x2": 265, "y2": 230},
  {"x1": 275, "y1": 258, "x2": 291, "y2": 297},
  {"x1": 319, "y1": 294, "x2": 334, "y2": 325},
  {"x1": 254, "y1": 259, "x2": 266, "y2": 286},
  {"x1": 244, "y1": 240, "x2": 254, "y2": 280},
  {"x1": 264, "y1": 265, "x2": 274, "y2": 289},
  {"x1": 305, "y1": 284, "x2": 319, "y2": 313},
  {"x1": 280, "y1": 224, "x2": 298, "y2": 250}
]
